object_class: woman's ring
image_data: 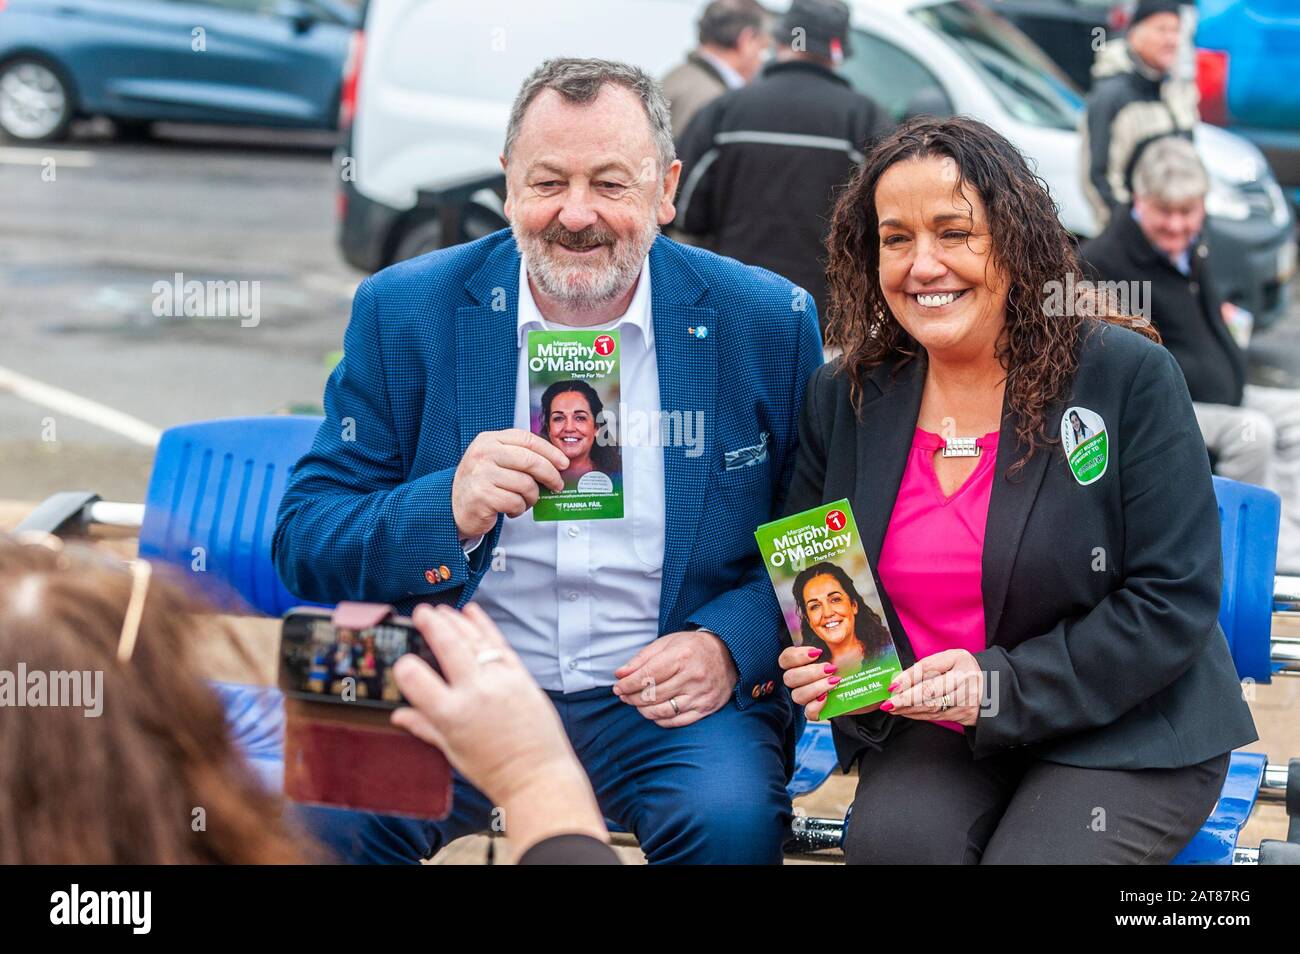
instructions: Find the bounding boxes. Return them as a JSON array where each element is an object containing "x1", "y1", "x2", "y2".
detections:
[
  {"x1": 475, "y1": 649, "x2": 504, "y2": 665},
  {"x1": 670, "y1": 697, "x2": 680, "y2": 715}
]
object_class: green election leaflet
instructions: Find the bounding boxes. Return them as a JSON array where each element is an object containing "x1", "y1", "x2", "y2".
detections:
[
  {"x1": 755, "y1": 500, "x2": 903, "y2": 719},
  {"x1": 527, "y1": 329, "x2": 624, "y2": 521}
]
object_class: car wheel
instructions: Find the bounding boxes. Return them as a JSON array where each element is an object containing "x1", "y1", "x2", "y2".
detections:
[
  {"x1": 0, "y1": 58, "x2": 74, "y2": 143},
  {"x1": 392, "y1": 207, "x2": 502, "y2": 263}
]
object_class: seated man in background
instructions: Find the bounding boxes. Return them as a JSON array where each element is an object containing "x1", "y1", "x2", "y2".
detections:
[
  {"x1": 1082, "y1": 136, "x2": 1300, "y2": 572},
  {"x1": 273, "y1": 57, "x2": 822, "y2": 864}
]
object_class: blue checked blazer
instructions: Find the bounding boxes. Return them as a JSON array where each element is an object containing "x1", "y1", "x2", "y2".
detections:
[{"x1": 273, "y1": 229, "x2": 823, "y2": 708}]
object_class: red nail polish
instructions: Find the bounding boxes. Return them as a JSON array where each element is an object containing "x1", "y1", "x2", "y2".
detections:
[
  {"x1": 880, "y1": 701, "x2": 894, "y2": 712},
  {"x1": 807, "y1": 648, "x2": 822, "y2": 659},
  {"x1": 887, "y1": 683, "x2": 899, "y2": 693},
  {"x1": 823, "y1": 663, "x2": 837, "y2": 674},
  {"x1": 827, "y1": 676, "x2": 842, "y2": 686},
  {"x1": 817, "y1": 692, "x2": 827, "y2": 702}
]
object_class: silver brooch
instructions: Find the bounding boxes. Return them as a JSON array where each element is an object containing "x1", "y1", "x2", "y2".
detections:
[{"x1": 941, "y1": 437, "x2": 981, "y2": 458}]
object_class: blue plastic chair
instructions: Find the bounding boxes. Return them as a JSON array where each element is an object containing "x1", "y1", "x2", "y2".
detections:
[
  {"x1": 1170, "y1": 476, "x2": 1282, "y2": 864},
  {"x1": 138, "y1": 415, "x2": 326, "y2": 616},
  {"x1": 1212, "y1": 475, "x2": 1282, "y2": 683},
  {"x1": 789, "y1": 722, "x2": 839, "y2": 798},
  {"x1": 134, "y1": 416, "x2": 324, "y2": 795}
]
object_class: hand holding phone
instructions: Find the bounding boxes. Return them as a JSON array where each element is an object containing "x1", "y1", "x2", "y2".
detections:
[
  {"x1": 279, "y1": 604, "x2": 452, "y2": 819},
  {"x1": 391, "y1": 604, "x2": 607, "y2": 853}
]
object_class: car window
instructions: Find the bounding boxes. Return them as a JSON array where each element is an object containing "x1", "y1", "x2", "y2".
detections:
[
  {"x1": 912, "y1": 0, "x2": 1083, "y2": 130},
  {"x1": 840, "y1": 29, "x2": 954, "y2": 122},
  {"x1": 301, "y1": 0, "x2": 347, "y2": 24}
]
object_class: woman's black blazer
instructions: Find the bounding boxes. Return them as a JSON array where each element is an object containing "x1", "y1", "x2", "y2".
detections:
[{"x1": 786, "y1": 320, "x2": 1258, "y2": 770}]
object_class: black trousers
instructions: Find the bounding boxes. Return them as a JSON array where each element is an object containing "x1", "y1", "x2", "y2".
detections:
[{"x1": 843, "y1": 719, "x2": 1230, "y2": 864}]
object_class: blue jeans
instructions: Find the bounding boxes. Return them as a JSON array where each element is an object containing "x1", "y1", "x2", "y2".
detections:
[{"x1": 295, "y1": 685, "x2": 794, "y2": 864}]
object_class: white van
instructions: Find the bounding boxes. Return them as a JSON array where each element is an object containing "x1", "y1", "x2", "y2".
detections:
[{"x1": 336, "y1": 0, "x2": 1292, "y2": 325}]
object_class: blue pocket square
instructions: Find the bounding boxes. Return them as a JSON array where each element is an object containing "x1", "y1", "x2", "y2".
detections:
[{"x1": 724, "y1": 432, "x2": 769, "y2": 470}]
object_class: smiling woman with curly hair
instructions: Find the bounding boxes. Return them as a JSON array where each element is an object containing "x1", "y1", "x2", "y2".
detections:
[{"x1": 779, "y1": 116, "x2": 1257, "y2": 865}]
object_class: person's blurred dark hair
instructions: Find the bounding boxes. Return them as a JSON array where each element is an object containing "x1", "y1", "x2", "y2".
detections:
[
  {"x1": 698, "y1": 0, "x2": 768, "y2": 49},
  {"x1": 0, "y1": 534, "x2": 314, "y2": 864}
]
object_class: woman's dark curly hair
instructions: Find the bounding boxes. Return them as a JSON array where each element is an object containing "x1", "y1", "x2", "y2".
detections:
[{"x1": 824, "y1": 116, "x2": 1156, "y2": 475}]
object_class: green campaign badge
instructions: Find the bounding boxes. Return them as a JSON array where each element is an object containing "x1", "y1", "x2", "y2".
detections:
[
  {"x1": 1062, "y1": 406, "x2": 1108, "y2": 486},
  {"x1": 528, "y1": 329, "x2": 624, "y2": 521}
]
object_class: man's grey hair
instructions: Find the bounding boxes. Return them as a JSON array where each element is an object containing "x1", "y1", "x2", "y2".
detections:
[
  {"x1": 503, "y1": 58, "x2": 676, "y2": 175},
  {"x1": 1132, "y1": 136, "x2": 1210, "y2": 204}
]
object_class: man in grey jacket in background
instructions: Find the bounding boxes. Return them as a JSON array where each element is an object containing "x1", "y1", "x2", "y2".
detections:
[{"x1": 661, "y1": 0, "x2": 770, "y2": 138}]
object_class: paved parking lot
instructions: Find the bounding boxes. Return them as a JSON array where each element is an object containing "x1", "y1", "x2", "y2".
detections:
[{"x1": 0, "y1": 122, "x2": 362, "y2": 501}]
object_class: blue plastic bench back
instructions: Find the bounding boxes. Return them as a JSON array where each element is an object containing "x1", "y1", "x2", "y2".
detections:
[
  {"x1": 1212, "y1": 476, "x2": 1280, "y2": 683},
  {"x1": 138, "y1": 415, "x2": 326, "y2": 617},
  {"x1": 789, "y1": 721, "x2": 839, "y2": 798},
  {"x1": 1172, "y1": 477, "x2": 1278, "y2": 864},
  {"x1": 1171, "y1": 751, "x2": 1267, "y2": 865}
]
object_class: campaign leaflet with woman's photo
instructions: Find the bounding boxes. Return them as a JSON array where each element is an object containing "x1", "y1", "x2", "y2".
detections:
[
  {"x1": 527, "y1": 329, "x2": 624, "y2": 521},
  {"x1": 756, "y1": 500, "x2": 903, "y2": 719}
]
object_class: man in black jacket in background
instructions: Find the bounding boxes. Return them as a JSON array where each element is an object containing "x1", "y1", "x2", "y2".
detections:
[
  {"x1": 1078, "y1": 0, "x2": 1195, "y2": 227},
  {"x1": 1082, "y1": 136, "x2": 1300, "y2": 573},
  {"x1": 674, "y1": 0, "x2": 891, "y2": 329}
]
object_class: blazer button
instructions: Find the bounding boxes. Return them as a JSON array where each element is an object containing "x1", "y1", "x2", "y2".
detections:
[
  {"x1": 438, "y1": 565, "x2": 451, "y2": 581},
  {"x1": 751, "y1": 685, "x2": 762, "y2": 699},
  {"x1": 424, "y1": 569, "x2": 437, "y2": 584},
  {"x1": 764, "y1": 680, "x2": 775, "y2": 695}
]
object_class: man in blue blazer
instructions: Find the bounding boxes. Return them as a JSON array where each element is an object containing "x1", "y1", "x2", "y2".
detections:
[{"x1": 273, "y1": 57, "x2": 823, "y2": 863}]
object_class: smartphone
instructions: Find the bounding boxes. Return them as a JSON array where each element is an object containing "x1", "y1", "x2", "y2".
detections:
[
  {"x1": 280, "y1": 610, "x2": 441, "y2": 709},
  {"x1": 279, "y1": 607, "x2": 452, "y2": 821}
]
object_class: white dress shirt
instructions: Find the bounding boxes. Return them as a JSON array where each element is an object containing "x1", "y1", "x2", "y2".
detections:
[
  {"x1": 470, "y1": 257, "x2": 666, "y2": 692},
  {"x1": 698, "y1": 48, "x2": 747, "y2": 90}
]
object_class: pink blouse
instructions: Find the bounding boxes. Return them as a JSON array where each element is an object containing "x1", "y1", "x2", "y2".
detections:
[{"x1": 877, "y1": 427, "x2": 999, "y2": 733}]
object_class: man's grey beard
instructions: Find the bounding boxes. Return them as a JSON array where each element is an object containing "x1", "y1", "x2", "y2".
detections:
[{"x1": 514, "y1": 216, "x2": 659, "y2": 311}]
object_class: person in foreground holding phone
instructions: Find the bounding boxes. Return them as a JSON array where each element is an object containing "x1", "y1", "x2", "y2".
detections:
[
  {"x1": 0, "y1": 533, "x2": 311, "y2": 864},
  {"x1": 779, "y1": 116, "x2": 1257, "y2": 864},
  {"x1": 391, "y1": 603, "x2": 618, "y2": 865}
]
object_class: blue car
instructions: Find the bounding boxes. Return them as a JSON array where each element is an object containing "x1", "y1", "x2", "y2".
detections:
[
  {"x1": 0, "y1": 0, "x2": 356, "y2": 142},
  {"x1": 1197, "y1": 0, "x2": 1300, "y2": 206}
]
